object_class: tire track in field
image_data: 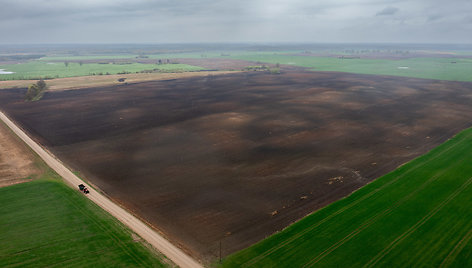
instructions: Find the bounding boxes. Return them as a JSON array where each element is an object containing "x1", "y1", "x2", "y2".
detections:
[
  {"x1": 62, "y1": 189, "x2": 148, "y2": 267},
  {"x1": 1, "y1": 235, "x2": 95, "y2": 258},
  {"x1": 241, "y1": 180, "x2": 396, "y2": 267},
  {"x1": 242, "y1": 132, "x2": 470, "y2": 267},
  {"x1": 301, "y1": 166, "x2": 451, "y2": 268},
  {"x1": 46, "y1": 248, "x2": 110, "y2": 268},
  {"x1": 363, "y1": 176, "x2": 472, "y2": 268},
  {"x1": 439, "y1": 228, "x2": 472, "y2": 268}
]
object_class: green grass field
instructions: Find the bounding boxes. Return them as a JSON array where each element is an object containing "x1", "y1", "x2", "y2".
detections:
[
  {"x1": 39, "y1": 53, "x2": 222, "y2": 61},
  {"x1": 4, "y1": 49, "x2": 472, "y2": 82},
  {"x1": 0, "y1": 179, "x2": 170, "y2": 267},
  {"x1": 222, "y1": 127, "x2": 472, "y2": 267},
  {"x1": 38, "y1": 54, "x2": 140, "y2": 61},
  {"x1": 37, "y1": 51, "x2": 300, "y2": 62},
  {"x1": 0, "y1": 61, "x2": 203, "y2": 80},
  {"x1": 231, "y1": 54, "x2": 472, "y2": 82}
]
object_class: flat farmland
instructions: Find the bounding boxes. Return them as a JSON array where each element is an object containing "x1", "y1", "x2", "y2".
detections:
[
  {"x1": 223, "y1": 127, "x2": 472, "y2": 267},
  {"x1": 0, "y1": 179, "x2": 170, "y2": 267},
  {"x1": 1, "y1": 71, "x2": 472, "y2": 261},
  {"x1": 0, "y1": 61, "x2": 203, "y2": 81},
  {"x1": 231, "y1": 54, "x2": 472, "y2": 82}
]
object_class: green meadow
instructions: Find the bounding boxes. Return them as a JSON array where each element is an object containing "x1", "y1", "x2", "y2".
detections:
[
  {"x1": 222, "y1": 127, "x2": 472, "y2": 267},
  {"x1": 0, "y1": 61, "x2": 203, "y2": 80},
  {"x1": 231, "y1": 54, "x2": 472, "y2": 82},
  {"x1": 3, "y1": 49, "x2": 472, "y2": 82},
  {"x1": 38, "y1": 51, "x2": 300, "y2": 62},
  {"x1": 0, "y1": 179, "x2": 170, "y2": 267},
  {"x1": 38, "y1": 54, "x2": 139, "y2": 61}
]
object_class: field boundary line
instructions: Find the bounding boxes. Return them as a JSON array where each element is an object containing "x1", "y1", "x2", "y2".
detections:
[
  {"x1": 0, "y1": 111, "x2": 203, "y2": 268},
  {"x1": 242, "y1": 131, "x2": 470, "y2": 267},
  {"x1": 363, "y1": 176, "x2": 472, "y2": 268},
  {"x1": 439, "y1": 228, "x2": 472, "y2": 267}
]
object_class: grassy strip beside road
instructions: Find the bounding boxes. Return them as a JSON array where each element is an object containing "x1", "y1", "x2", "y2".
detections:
[
  {"x1": 0, "y1": 61, "x2": 203, "y2": 81},
  {"x1": 0, "y1": 180, "x2": 171, "y2": 267},
  {"x1": 222, "y1": 127, "x2": 472, "y2": 267},
  {"x1": 231, "y1": 54, "x2": 472, "y2": 82}
]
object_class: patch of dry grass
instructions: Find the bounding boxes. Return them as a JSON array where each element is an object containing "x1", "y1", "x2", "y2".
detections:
[{"x1": 0, "y1": 71, "x2": 240, "y2": 91}]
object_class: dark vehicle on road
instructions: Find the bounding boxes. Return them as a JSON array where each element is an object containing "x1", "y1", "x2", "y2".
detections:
[{"x1": 78, "y1": 184, "x2": 89, "y2": 194}]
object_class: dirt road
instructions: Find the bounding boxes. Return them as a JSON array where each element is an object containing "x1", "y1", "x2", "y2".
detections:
[{"x1": 0, "y1": 111, "x2": 203, "y2": 268}]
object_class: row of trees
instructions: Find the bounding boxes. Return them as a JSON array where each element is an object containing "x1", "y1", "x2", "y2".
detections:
[{"x1": 64, "y1": 61, "x2": 83, "y2": 67}]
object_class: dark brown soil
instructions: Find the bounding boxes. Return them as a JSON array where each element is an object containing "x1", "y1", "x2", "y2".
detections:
[{"x1": 1, "y1": 71, "x2": 472, "y2": 262}]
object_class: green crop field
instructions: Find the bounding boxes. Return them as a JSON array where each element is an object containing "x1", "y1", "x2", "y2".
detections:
[
  {"x1": 38, "y1": 54, "x2": 140, "y2": 61},
  {"x1": 38, "y1": 53, "x2": 211, "y2": 61},
  {"x1": 144, "y1": 51, "x2": 300, "y2": 59},
  {"x1": 0, "y1": 179, "x2": 170, "y2": 267},
  {"x1": 231, "y1": 54, "x2": 472, "y2": 82},
  {"x1": 38, "y1": 52, "x2": 222, "y2": 61},
  {"x1": 222, "y1": 127, "x2": 472, "y2": 267},
  {"x1": 38, "y1": 51, "x2": 301, "y2": 62},
  {"x1": 0, "y1": 61, "x2": 203, "y2": 81}
]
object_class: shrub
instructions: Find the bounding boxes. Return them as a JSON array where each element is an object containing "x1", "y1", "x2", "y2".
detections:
[{"x1": 25, "y1": 79, "x2": 48, "y2": 101}]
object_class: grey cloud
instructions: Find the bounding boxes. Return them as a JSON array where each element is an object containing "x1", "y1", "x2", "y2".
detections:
[
  {"x1": 465, "y1": 16, "x2": 472, "y2": 24},
  {"x1": 376, "y1": 6, "x2": 399, "y2": 16},
  {"x1": 0, "y1": 0, "x2": 471, "y2": 44},
  {"x1": 427, "y1": 14, "x2": 443, "y2": 22}
]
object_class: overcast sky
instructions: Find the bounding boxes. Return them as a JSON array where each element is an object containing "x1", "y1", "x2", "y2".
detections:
[{"x1": 1, "y1": 0, "x2": 471, "y2": 44}]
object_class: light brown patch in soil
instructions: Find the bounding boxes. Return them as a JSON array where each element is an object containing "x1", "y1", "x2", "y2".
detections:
[{"x1": 0, "y1": 120, "x2": 40, "y2": 187}]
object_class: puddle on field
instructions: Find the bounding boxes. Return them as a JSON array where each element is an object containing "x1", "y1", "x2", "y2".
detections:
[{"x1": 0, "y1": 69, "x2": 15, "y2": 74}]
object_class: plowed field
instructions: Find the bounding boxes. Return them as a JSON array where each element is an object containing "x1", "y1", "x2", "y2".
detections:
[{"x1": 1, "y1": 71, "x2": 471, "y2": 261}]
